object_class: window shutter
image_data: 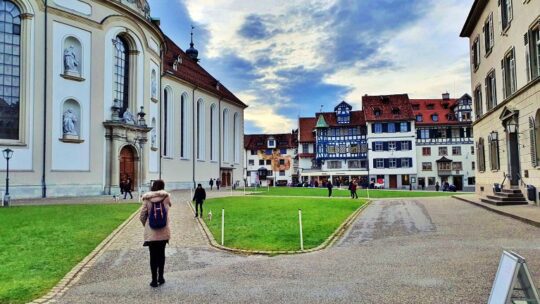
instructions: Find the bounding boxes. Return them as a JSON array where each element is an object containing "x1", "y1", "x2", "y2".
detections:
[
  {"x1": 407, "y1": 122, "x2": 411, "y2": 132},
  {"x1": 395, "y1": 123, "x2": 401, "y2": 132},
  {"x1": 508, "y1": 0, "x2": 512, "y2": 22},
  {"x1": 501, "y1": 60, "x2": 506, "y2": 98},
  {"x1": 396, "y1": 141, "x2": 402, "y2": 151},
  {"x1": 530, "y1": 117, "x2": 538, "y2": 167},
  {"x1": 460, "y1": 128, "x2": 465, "y2": 138},
  {"x1": 383, "y1": 142, "x2": 389, "y2": 151},
  {"x1": 417, "y1": 129, "x2": 421, "y2": 138},
  {"x1": 396, "y1": 159, "x2": 402, "y2": 168},
  {"x1": 384, "y1": 159, "x2": 389, "y2": 168},
  {"x1": 489, "y1": 13, "x2": 494, "y2": 48},
  {"x1": 372, "y1": 142, "x2": 376, "y2": 150},
  {"x1": 409, "y1": 158, "x2": 413, "y2": 168},
  {"x1": 382, "y1": 123, "x2": 388, "y2": 133},
  {"x1": 371, "y1": 124, "x2": 375, "y2": 133},
  {"x1": 525, "y1": 32, "x2": 531, "y2": 82},
  {"x1": 446, "y1": 128, "x2": 452, "y2": 138},
  {"x1": 373, "y1": 159, "x2": 377, "y2": 168}
]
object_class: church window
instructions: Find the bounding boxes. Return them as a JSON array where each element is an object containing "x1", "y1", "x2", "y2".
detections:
[
  {"x1": 197, "y1": 99, "x2": 205, "y2": 160},
  {"x1": 0, "y1": 0, "x2": 21, "y2": 140},
  {"x1": 180, "y1": 93, "x2": 187, "y2": 158},
  {"x1": 113, "y1": 36, "x2": 130, "y2": 116},
  {"x1": 210, "y1": 104, "x2": 217, "y2": 161},
  {"x1": 223, "y1": 109, "x2": 230, "y2": 162},
  {"x1": 234, "y1": 113, "x2": 240, "y2": 163}
]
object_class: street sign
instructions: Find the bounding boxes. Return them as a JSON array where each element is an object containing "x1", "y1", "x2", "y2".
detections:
[{"x1": 488, "y1": 251, "x2": 540, "y2": 304}]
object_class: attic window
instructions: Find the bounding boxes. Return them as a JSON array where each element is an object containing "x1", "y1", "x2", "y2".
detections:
[
  {"x1": 431, "y1": 114, "x2": 439, "y2": 122},
  {"x1": 416, "y1": 115, "x2": 423, "y2": 122},
  {"x1": 412, "y1": 104, "x2": 420, "y2": 110},
  {"x1": 172, "y1": 55, "x2": 182, "y2": 71},
  {"x1": 442, "y1": 103, "x2": 449, "y2": 109},
  {"x1": 381, "y1": 96, "x2": 390, "y2": 103},
  {"x1": 374, "y1": 108, "x2": 382, "y2": 117},
  {"x1": 427, "y1": 104, "x2": 435, "y2": 110},
  {"x1": 392, "y1": 108, "x2": 400, "y2": 115}
]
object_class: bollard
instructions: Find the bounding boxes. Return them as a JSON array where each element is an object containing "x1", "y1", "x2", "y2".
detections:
[
  {"x1": 221, "y1": 208, "x2": 225, "y2": 246},
  {"x1": 299, "y1": 209, "x2": 304, "y2": 251},
  {"x1": 1, "y1": 191, "x2": 4, "y2": 207}
]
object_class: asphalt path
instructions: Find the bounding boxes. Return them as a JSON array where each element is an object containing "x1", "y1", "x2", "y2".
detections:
[{"x1": 55, "y1": 196, "x2": 540, "y2": 303}]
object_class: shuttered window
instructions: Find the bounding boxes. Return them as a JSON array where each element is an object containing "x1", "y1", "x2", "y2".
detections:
[
  {"x1": 531, "y1": 116, "x2": 538, "y2": 167},
  {"x1": 477, "y1": 138, "x2": 486, "y2": 172}
]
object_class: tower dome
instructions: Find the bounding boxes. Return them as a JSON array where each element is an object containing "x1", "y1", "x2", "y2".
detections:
[{"x1": 186, "y1": 26, "x2": 199, "y2": 62}]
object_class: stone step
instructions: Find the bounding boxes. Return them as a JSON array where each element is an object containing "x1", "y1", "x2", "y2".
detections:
[
  {"x1": 492, "y1": 192, "x2": 526, "y2": 198},
  {"x1": 502, "y1": 189, "x2": 523, "y2": 194},
  {"x1": 481, "y1": 198, "x2": 529, "y2": 206},
  {"x1": 486, "y1": 195, "x2": 527, "y2": 202}
]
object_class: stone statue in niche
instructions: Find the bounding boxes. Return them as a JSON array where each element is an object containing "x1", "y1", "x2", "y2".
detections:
[
  {"x1": 64, "y1": 45, "x2": 80, "y2": 76},
  {"x1": 63, "y1": 108, "x2": 78, "y2": 137},
  {"x1": 122, "y1": 110, "x2": 137, "y2": 125}
]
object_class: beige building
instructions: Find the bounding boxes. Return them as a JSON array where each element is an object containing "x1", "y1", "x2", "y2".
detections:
[
  {"x1": 461, "y1": 0, "x2": 540, "y2": 204},
  {"x1": 0, "y1": 0, "x2": 246, "y2": 199}
]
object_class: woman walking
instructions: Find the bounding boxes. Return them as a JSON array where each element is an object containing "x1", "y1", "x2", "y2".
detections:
[{"x1": 140, "y1": 180, "x2": 171, "y2": 287}]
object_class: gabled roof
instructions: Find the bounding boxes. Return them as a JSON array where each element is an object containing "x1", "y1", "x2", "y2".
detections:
[
  {"x1": 410, "y1": 98, "x2": 464, "y2": 126},
  {"x1": 460, "y1": 0, "x2": 488, "y2": 37},
  {"x1": 298, "y1": 117, "x2": 317, "y2": 143},
  {"x1": 436, "y1": 156, "x2": 453, "y2": 163},
  {"x1": 362, "y1": 94, "x2": 414, "y2": 122},
  {"x1": 334, "y1": 101, "x2": 352, "y2": 111},
  {"x1": 244, "y1": 132, "x2": 298, "y2": 150},
  {"x1": 163, "y1": 35, "x2": 247, "y2": 109},
  {"x1": 315, "y1": 114, "x2": 329, "y2": 128}
]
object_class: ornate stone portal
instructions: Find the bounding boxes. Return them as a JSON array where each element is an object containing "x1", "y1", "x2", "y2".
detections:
[{"x1": 103, "y1": 109, "x2": 152, "y2": 194}]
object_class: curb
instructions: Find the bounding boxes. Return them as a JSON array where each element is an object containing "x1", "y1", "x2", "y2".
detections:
[
  {"x1": 28, "y1": 205, "x2": 142, "y2": 304},
  {"x1": 452, "y1": 195, "x2": 540, "y2": 228},
  {"x1": 188, "y1": 199, "x2": 371, "y2": 256}
]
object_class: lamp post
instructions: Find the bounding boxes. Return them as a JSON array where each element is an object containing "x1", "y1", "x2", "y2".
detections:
[
  {"x1": 506, "y1": 119, "x2": 518, "y2": 134},
  {"x1": 3, "y1": 148, "x2": 13, "y2": 207}
]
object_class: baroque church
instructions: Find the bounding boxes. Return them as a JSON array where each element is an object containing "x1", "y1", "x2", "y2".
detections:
[{"x1": 0, "y1": 0, "x2": 247, "y2": 198}]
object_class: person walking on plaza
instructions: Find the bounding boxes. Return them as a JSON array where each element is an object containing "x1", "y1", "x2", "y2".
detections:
[
  {"x1": 140, "y1": 180, "x2": 171, "y2": 288},
  {"x1": 193, "y1": 183, "x2": 206, "y2": 218},
  {"x1": 327, "y1": 180, "x2": 333, "y2": 197},
  {"x1": 124, "y1": 177, "x2": 133, "y2": 199},
  {"x1": 351, "y1": 180, "x2": 358, "y2": 199},
  {"x1": 216, "y1": 178, "x2": 221, "y2": 190},
  {"x1": 435, "y1": 181, "x2": 440, "y2": 192},
  {"x1": 209, "y1": 178, "x2": 214, "y2": 190}
]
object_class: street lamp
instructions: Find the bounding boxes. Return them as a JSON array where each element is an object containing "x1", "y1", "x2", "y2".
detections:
[
  {"x1": 3, "y1": 148, "x2": 13, "y2": 207},
  {"x1": 506, "y1": 119, "x2": 518, "y2": 134}
]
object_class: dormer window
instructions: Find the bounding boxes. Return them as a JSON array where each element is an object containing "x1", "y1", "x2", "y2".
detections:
[
  {"x1": 267, "y1": 137, "x2": 276, "y2": 148},
  {"x1": 374, "y1": 108, "x2": 382, "y2": 117},
  {"x1": 412, "y1": 104, "x2": 420, "y2": 110},
  {"x1": 427, "y1": 104, "x2": 435, "y2": 110},
  {"x1": 416, "y1": 115, "x2": 423, "y2": 122},
  {"x1": 432, "y1": 114, "x2": 439, "y2": 122},
  {"x1": 335, "y1": 102, "x2": 351, "y2": 124},
  {"x1": 392, "y1": 108, "x2": 400, "y2": 115},
  {"x1": 172, "y1": 55, "x2": 182, "y2": 71}
]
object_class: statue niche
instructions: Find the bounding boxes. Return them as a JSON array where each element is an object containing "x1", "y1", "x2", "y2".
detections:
[
  {"x1": 62, "y1": 37, "x2": 83, "y2": 80},
  {"x1": 61, "y1": 99, "x2": 84, "y2": 143}
]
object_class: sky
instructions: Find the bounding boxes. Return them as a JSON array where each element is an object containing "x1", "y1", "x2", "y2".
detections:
[{"x1": 148, "y1": 0, "x2": 473, "y2": 134}]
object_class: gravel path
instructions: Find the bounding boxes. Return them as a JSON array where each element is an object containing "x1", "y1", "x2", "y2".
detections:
[{"x1": 55, "y1": 196, "x2": 540, "y2": 303}]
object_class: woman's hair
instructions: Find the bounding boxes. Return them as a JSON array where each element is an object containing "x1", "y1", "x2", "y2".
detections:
[{"x1": 151, "y1": 180, "x2": 165, "y2": 191}]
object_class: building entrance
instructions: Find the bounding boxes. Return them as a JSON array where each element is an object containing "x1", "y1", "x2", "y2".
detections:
[{"x1": 119, "y1": 145, "x2": 136, "y2": 190}]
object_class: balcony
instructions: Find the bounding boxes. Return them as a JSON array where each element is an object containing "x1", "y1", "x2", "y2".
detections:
[{"x1": 417, "y1": 137, "x2": 473, "y2": 145}]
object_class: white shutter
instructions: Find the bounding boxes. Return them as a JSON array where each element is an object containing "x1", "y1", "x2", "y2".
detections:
[
  {"x1": 489, "y1": 13, "x2": 494, "y2": 48},
  {"x1": 508, "y1": 0, "x2": 513, "y2": 22},
  {"x1": 510, "y1": 48, "x2": 516, "y2": 93},
  {"x1": 501, "y1": 60, "x2": 506, "y2": 98},
  {"x1": 491, "y1": 74, "x2": 497, "y2": 106},
  {"x1": 525, "y1": 33, "x2": 531, "y2": 82},
  {"x1": 530, "y1": 117, "x2": 538, "y2": 167}
]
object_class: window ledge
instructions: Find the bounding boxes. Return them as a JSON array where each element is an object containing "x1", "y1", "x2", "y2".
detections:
[
  {"x1": 484, "y1": 48, "x2": 493, "y2": 58},
  {"x1": 151, "y1": 97, "x2": 159, "y2": 103},
  {"x1": 59, "y1": 137, "x2": 84, "y2": 144}
]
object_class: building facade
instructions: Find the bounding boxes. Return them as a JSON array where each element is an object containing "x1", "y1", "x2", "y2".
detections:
[
  {"x1": 298, "y1": 101, "x2": 368, "y2": 186},
  {"x1": 244, "y1": 133, "x2": 298, "y2": 187},
  {"x1": 412, "y1": 94, "x2": 475, "y2": 191},
  {"x1": 363, "y1": 94, "x2": 418, "y2": 189},
  {"x1": 461, "y1": 0, "x2": 540, "y2": 204},
  {"x1": 0, "y1": 0, "x2": 246, "y2": 199}
]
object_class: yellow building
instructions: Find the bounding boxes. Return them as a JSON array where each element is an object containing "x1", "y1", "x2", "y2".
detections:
[{"x1": 461, "y1": 0, "x2": 540, "y2": 204}]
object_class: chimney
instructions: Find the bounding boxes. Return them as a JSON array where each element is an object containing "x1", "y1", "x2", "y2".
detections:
[{"x1": 442, "y1": 92, "x2": 450, "y2": 100}]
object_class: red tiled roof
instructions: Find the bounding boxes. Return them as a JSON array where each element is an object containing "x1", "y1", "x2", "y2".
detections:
[
  {"x1": 244, "y1": 133, "x2": 298, "y2": 150},
  {"x1": 410, "y1": 98, "x2": 468, "y2": 126},
  {"x1": 298, "y1": 117, "x2": 317, "y2": 143},
  {"x1": 362, "y1": 94, "x2": 414, "y2": 122},
  {"x1": 314, "y1": 110, "x2": 366, "y2": 127},
  {"x1": 163, "y1": 36, "x2": 247, "y2": 108}
]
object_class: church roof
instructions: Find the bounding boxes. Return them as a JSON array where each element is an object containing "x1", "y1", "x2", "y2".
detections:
[{"x1": 163, "y1": 35, "x2": 247, "y2": 109}]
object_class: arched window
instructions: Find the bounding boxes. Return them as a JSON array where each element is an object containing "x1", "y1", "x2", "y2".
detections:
[
  {"x1": 210, "y1": 104, "x2": 217, "y2": 161},
  {"x1": 233, "y1": 113, "x2": 240, "y2": 163},
  {"x1": 180, "y1": 93, "x2": 187, "y2": 158},
  {"x1": 223, "y1": 109, "x2": 229, "y2": 162},
  {"x1": 163, "y1": 88, "x2": 174, "y2": 156},
  {"x1": 113, "y1": 35, "x2": 130, "y2": 116},
  {"x1": 0, "y1": 0, "x2": 21, "y2": 140},
  {"x1": 197, "y1": 99, "x2": 205, "y2": 160}
]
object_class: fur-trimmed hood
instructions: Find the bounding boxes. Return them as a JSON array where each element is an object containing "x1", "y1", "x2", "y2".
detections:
[{"x1": 142, "y1": 190, "x2": 170, "y2": 202}]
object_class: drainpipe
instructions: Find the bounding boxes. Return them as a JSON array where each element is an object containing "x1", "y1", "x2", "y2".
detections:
[
  {"x1": 218, "y1": 98, "x2": 222, "y2": 184},
  {"x1": 41, "y1": 0, "x2": 48, "y2": 198},
  {"x1": 192, "y1": 86, "x2": 198, "y2": 189}
]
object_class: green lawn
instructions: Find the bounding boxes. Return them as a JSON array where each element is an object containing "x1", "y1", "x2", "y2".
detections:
[
  {"x1": 243, "y1": 186, "x2": 456, "y2": 198},
  {"x1": 202, "y1": 196, "x2": 364, "y2": 251},
  {"x1": 0, "y1": 204, "x2": 140, "y2": 304}
]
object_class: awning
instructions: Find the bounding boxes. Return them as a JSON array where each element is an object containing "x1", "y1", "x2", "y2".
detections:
[{"x1": 436, "y1": 156, "x2": 453, "y2": 163}]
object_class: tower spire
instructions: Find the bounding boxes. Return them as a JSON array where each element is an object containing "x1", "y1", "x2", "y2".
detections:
[
  {"x1": 186, "y1": 24, "x2": 199, "y2": 62},
  {"x1": 190, "y1": 25, "x2": 194, "y2": 48}
]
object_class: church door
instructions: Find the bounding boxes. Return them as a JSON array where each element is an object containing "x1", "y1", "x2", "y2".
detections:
[{"x1": 120, "y1": 146, "x2": 136, "y2": 190}]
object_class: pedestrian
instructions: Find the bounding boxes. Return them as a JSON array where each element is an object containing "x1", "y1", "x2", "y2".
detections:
[
  {"x1": 216, "y1": 178, "x2": 221, "y2": 190},
  {"x1": 348, "y1": 182, "x2": 353, "y2": 198},
  {"x1": 351, "y1": 180, "x2": 358, "y2": 199},
  {"x1": 124, "y1": 177, "x2": 133, "y2": 199},
  {"x1": 120, "y1": 176, "x2": 126, "y2": 195},
  {"x1": 327, "y1": 180, "x2": 333, "y2": 197},
  {"x1": 435, "y1": 181, "x2": 440, "y2": 192},
  {"x1": 209, "y1": 178, "x2": 214, "y2": 190},
  {"x1": 140, "y1": 179, "x2": 171, "y2": 288},
  {"x1": 192, "y1": 183, "x2": 206, "y2": 218}
]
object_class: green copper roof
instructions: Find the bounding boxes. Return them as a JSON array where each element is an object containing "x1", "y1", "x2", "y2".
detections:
[{"x1": 315, "y1": 114, "x2": 329, "y2": 128}]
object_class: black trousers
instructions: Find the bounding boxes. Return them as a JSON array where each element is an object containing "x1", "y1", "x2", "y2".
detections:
[
  {"x1": 148, "y1": 241, "x2": 167, "y2": 282},
  {"x1": 195, "y1": 201, "x2": 203, "y2": 217},
  {"x1": 124, "y1": 190, "x2": 133, "y2": 199},
  {"x1": 328, "y1": 188, "x2": 332, "y2": 197},
  {"x1": 351, "y1": 190, "x2": 358, "y2": 199}
]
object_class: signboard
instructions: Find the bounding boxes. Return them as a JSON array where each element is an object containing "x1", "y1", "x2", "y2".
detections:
[{"x1": 488, "y1": 251, "x2": 540, "y2": 304}]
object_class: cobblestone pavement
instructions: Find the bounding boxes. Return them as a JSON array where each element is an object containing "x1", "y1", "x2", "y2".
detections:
[{"x1": 55, "y1": 196, "x2": 540, "y2": 304}]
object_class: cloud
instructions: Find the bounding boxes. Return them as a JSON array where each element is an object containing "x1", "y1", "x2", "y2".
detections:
[{"x1": 238, "y1": 14, "x2": 282, "y2": 40}]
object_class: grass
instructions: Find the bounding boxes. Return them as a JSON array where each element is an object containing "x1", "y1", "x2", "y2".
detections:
[
  {"x1": 201, "y1": 196, "x2": 364, "y2": 251},
  {"x1": 0, "y1": 203, "x2": 140, "y2": 304},
  {"x1": 242, "y1": 186, "x2": 456, "y2": 198}
]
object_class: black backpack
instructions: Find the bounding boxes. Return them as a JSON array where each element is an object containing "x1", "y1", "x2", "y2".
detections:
[{"x1": 149, "y1": 200, "x2": 167, "y2": 229}]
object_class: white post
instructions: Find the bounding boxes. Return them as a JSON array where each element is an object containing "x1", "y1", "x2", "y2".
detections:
[
  {"x1": 1, "y1": 191, "x2": 4, "y2": 207},
  {"x1": 221, "y1": 208, "x2": 225, "y2": 246},
  {"x1": 299, "y1": 209, "x2": 304, "y2": 251}
]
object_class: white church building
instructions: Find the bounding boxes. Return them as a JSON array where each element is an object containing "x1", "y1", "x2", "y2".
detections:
[{"x1": 0, "y1": 0, "x2": 246, "y2": 199}]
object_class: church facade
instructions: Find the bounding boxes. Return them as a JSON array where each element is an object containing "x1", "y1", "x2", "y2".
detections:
[{"x1": 0, "y1": 0, "x2": 246, "y2": 199}]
